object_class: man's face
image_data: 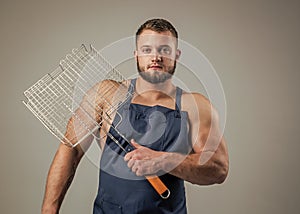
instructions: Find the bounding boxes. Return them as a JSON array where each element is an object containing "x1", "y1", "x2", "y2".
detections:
[{"x1": 135, "y1": 30, "x2": 180, "y2": 84}]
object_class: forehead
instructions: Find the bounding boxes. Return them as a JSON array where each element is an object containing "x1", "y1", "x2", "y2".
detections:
[{"x1": 137, "y1": 29, "x2": 177, "y2": 47}]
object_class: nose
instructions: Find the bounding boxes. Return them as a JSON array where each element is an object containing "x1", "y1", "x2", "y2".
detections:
[{"x1": 151, "y1": 50, "x2": 162, "y2": 62}]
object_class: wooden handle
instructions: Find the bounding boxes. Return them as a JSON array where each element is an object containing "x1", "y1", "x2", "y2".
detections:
[{"x1": 145, "y1": 175, "x2": 170, "y2": 199}]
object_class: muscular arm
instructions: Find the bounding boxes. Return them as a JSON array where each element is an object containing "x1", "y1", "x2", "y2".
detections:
[
  {"x1": 161, "y1": 138, "x2": 228, "y2": 185},
  {"x1": 41, "y1": 82, "x2": 102, "y2": 213},
  {"x1": 125, "y1": 93, "x2": 229, "y2": 185},
  {"x1": 165, "y1": 94, "x2": 229, "y2": 185},
  {"x1": 41, "y1": 143, "x2": 84, "y2": 213},
  {"x1": 126, "y1": 138, "x2": 228, "y2": 185},
  {"x1": 41, "y1": 107, "x2": 96, "y2": 213},
  {"x1": 41, "y1": 80, "x2": 127, "y2": 213}
]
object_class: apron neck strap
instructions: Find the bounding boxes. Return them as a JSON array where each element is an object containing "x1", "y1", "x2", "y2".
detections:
[
  {"x1": 175, "y1": 87, "x2": 182, "y2": 112},
  {"x1": 127, "y1": 78, "x2": 182, "y2": 113},
  {"x1": 121, "y1": 78, "x2": 136, "y2": 109},
  {"x1": 128, "y1": 78, "x2": 136, "y2": 95}
]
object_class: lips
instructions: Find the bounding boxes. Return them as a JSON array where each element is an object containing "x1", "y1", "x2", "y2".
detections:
[{"x1": 148, "y1": 64, "x2": 163, "y2": 70}]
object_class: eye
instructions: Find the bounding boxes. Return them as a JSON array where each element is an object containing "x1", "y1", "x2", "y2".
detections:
[
  {"x1": 160, "y1": 46, "x2": 171, "y2": 55},
  {"x1": 141, "y1": 47, "x2": 152, "y2": 54}
]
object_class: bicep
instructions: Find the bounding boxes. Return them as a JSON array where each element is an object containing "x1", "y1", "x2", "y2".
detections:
[
  {"x1": 63, "y1": 80, "x2": 126, "y2": 149},
  {"x1": 190, "y1": 107, "x2": 228, "y2": 165},
  {"x1": 64, "y1": 82, "x2": 103, "y2": 148},
  {"x1": 188, "y1": 94, "x2": 222, "y2": 154}
]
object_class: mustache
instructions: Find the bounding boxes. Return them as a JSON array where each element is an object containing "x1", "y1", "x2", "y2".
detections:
[{"x1": 147, "y1": 64, "x2": 163, "y2": 69}]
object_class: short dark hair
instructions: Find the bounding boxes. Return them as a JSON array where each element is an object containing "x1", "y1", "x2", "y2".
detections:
[{"x1": 136, "y1": 18, "x2": 178, "y2": 44}]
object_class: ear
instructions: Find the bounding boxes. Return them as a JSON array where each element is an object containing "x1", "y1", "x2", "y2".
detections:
[
  {"x1": 134, "y1": 50, "x2": 138, "y2": 60},
  {"x1": 175, "y1": 49, "x2": 181, "y2": 61}
]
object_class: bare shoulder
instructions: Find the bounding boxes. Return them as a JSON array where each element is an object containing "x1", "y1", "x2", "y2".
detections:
[
  {"x1": 78, "y1": 79, "x2": 130, "y2": 112},
  {"x1": 86, "y1": 79, "x2": 128, "y2": 98},
  {"x1": 181, "y1": 91, "x2": 218, "y2": 124},
  {"x1": 182, "y1": 91, "x2": 210, "y2": 108},
  {"x1": 94, "y1": 79, "x2": 130, "y2": 106},
  {"x1": 97, "y1": 79, "x2": 129, "y2": 92}
]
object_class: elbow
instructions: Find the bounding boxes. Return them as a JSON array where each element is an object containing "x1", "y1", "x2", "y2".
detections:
[
  {"x1": 191, "y1": 161, "x2": 229, "y2": 186},
  {"x1": 215, "y1": 160, "x2": 229, "y2": 184}
]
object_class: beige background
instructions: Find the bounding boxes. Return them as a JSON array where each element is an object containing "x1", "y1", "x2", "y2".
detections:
[{"x1": 1, "y1": 0, "x2": 299, "y2": 213}]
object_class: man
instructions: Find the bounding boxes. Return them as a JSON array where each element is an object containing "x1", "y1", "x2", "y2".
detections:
[{"x1": 42, "y1": 18, "x2": 229, "y2": 214}]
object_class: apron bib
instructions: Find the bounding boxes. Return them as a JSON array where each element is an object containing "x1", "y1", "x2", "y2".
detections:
[{"x1": 93, "y1": 79, "x2": 192, "y2": 214}]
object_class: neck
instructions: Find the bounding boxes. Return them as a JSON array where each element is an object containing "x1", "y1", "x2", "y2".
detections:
[{"x1": 135, "y1": 77, "x2": 176, "y2": 99}]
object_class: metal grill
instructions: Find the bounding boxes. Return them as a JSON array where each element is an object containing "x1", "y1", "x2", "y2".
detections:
[
  {"x1": 22, "y1": 44, "x2": 170, "y2": 199},
  {"x1": 23, "y1": 44, "x2": 129, "y2": 147}
]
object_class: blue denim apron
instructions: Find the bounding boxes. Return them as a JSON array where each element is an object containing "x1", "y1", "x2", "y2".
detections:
[{"x1": 93, "y1": 79, "x2": 191, "y2": 214}]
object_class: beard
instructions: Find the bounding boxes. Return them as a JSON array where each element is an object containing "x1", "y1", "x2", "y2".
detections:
[{"x1": 137, "y1": 60, "x2": 176, "y2": 84}]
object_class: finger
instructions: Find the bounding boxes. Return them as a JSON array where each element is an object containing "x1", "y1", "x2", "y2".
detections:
[
  {"x1": 124, "y1": 151, "x2": 134, "y2": 161},
  {"x1": 136, "y1": 169, "x2": 143, "y2": 177},
  {"x1": 131, "y1": 139, "x2": 142, "y2": 148},
  {"x1": 132, "y1": 160, "x2": 146, "y2": 176},
  {"x1": 135, "y1": 163, "x2": 147, "y2": 177},
  {"x1": 127, "y1": 158, "x2": 135, "y2": 169},
  {"x1": 132, "y1": 162, "x2": 139, "y2": 174}
]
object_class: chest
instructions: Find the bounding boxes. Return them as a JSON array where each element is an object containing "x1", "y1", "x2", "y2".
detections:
[{"x1": 131, "y1": 94, "x2": 177, "y2": 110}]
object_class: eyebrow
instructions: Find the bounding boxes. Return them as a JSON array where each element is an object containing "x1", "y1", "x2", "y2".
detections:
[
  {"x1": 158, "y1": 45, "x2": 172, "y2": 49},
  {"x1": 140, "y1": 44, "x2": 172, "y2": 48},
  {"x1": 140, "y1": 45, "x2": 151, "y2": 48}
]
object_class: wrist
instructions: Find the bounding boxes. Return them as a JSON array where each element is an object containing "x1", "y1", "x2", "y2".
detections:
[
  {"x1": 41, "y1": 203, "x2": 59, "y2": 214},
  {"x1": 160, "y1": 152, "x2": 184, "y2": 173}
]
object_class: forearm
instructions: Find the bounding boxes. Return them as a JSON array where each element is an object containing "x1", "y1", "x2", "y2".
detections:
[
  {"x1": 42, "y1": 145, "x2": 83, "y2": 214},
  {"x1": 162, "y1": 151, "x2": 228, "y2": 185},
  {"x1": 125, "y1": 140, "x2": 228, "y2": 184}
]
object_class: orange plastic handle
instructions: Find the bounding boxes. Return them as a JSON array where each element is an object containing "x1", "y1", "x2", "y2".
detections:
[{"x1": 146, "y1": 175, "x2": 170, "y2": 199}]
